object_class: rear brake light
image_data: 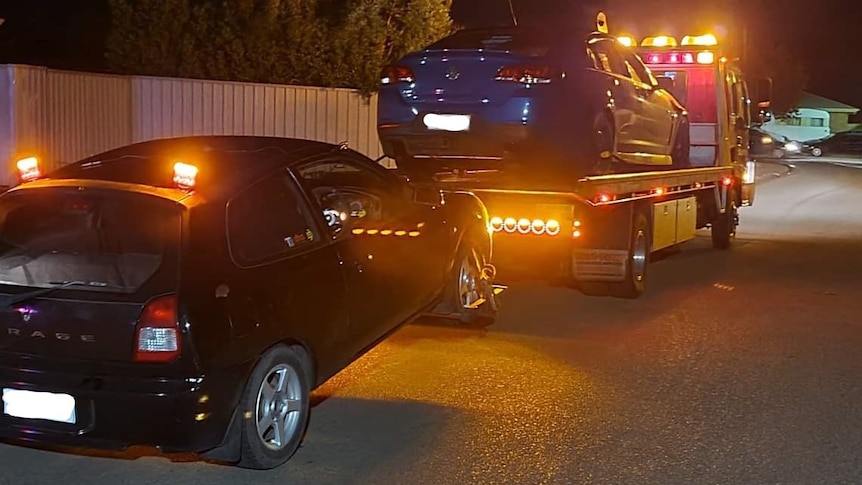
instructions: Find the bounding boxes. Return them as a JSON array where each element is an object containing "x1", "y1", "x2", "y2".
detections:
[
  {"x1": 495, "y1": 65, "x2": 563, "y2": 84},
  {"x1": 134, "y1": 294, "x2": 181, "y2": 363},
  {"x1": 380, "y1": 66, "x2": 415, "y2": 85}
]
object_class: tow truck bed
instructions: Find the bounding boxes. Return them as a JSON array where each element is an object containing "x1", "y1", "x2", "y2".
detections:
[
  {"x1": 416, "y1": 164, "x2": 740, "y2": 297},
  {"x1": 426, "y1": 165, "x2": 735, "y2": 207}
]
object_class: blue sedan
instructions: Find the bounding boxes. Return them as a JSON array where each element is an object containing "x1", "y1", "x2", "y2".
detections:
[{"x1": 377, "y1": 21, "x2": 690, "y2": 180}]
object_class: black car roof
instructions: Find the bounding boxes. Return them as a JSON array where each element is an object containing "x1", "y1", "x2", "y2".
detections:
[{"x1": 42, "y1": 136, "x2": 352, "y2": 201}]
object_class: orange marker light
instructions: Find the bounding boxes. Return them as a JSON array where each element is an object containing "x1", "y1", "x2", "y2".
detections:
[
  {"x1": 504, "y1": 217, "x2": 517, "y2": 232},
  {"x1": 572, "y1": 220, "x2": 583, "y2": 238},
  {"x1": 722, "y1": 176, "x2": 733, "y2": 186},
  {"x1": 16, "y1": 157, "x2": 41, "y2": 182},
  {"x1": 490, "y1": 216, "x2": 504, "y2": 232},
  {"x1": 696, "y1": 51, "x2": 715, "y2": 65},
  {"x1": 173, "y1": 162, "x2": 198, "y2": 189},
  {"x1": 617, "y1": 36, "x2": 635, "y2": 47},
  {"x1": 531, "y1": 219, "x2": 545, "y2": 234}
]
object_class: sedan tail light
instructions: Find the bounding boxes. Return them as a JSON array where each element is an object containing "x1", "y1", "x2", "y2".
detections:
[
  {"x1": 134, "y1": 294, "x2": 181, "y2": 363},
  {"x1": 380, "y1": 66, "x2": 415, "y2": 85},
  {"x1": 495, "y1": 64, "x2": 563, "y2": 84}
]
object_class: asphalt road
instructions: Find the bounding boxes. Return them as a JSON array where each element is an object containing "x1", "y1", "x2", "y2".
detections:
[{"x1": 2, "y1": 160, "x2": 862, "y2": 485}]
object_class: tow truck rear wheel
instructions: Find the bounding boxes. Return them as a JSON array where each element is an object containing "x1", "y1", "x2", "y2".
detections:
[
  {"x1": 711, "y1": 192, "x2": 738, "y2": 250},
  {"x1": 607, "y1": 210, "x2": 650, "y2": 299}
]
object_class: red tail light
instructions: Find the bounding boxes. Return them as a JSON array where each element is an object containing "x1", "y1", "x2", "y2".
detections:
[
  {"x1": 643, "y1": 52, "x2": 696, "y2": 64},
  {"x1": 380, "y1": 66, "x2": 415, "y2": 85},
  {"x1": 495, "y1": 65, "x2": 563, "y2": 84},
  {"x1": 134, "y1": 294, "x2": 181, "y2": 363}
]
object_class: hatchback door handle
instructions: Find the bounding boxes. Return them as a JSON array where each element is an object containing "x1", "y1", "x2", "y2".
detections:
[{"x1": 215, "y1": 283, "x2": 230, "y2": 299}]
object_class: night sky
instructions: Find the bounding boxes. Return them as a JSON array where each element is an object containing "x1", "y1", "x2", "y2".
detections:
[
  {"x1": 0, "y1": 0, "x2": 860, "y2": 111},
  {"x1": 450, "y1": 0, "x2": 862, "y2": 112}
]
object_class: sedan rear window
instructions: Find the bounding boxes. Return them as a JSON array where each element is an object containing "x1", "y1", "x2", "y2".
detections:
[
  {"x1": 0, "y1": 187, "x2": 181, "y2": 292},
  {"x1": 426, "y1": 28, "x2": 554, "y2": 56}
]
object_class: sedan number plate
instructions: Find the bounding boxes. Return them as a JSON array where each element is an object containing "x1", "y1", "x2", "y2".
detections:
[
  {"x1": 2, "y1": 388, "x2": 76, "y2": 424},
  {"x1": 423, "y1": 113, "x2": 471, "y2": 132}
]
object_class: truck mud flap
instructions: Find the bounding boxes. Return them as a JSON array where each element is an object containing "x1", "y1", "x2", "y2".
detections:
[{"x1": 572, "y1": 249, "x2": 628, "y2": 282}]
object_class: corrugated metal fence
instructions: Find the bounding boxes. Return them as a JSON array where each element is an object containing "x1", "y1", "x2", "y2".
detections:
[{"x1": 0, "y1": 64, "x2": 386, "y2": 186}]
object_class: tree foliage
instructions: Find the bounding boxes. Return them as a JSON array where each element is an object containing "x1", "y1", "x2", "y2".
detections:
[{"x1": 106, "y1": 0, "x2": 454, "y2": 95}]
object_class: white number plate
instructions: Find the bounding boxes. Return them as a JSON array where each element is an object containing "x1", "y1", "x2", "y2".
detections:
[
  {"x1": 423, "y1": 113, "x2": 471, "y2": 132},
  {"x1": 2, "y1": 388, "x2": 76, "y2": 424}
]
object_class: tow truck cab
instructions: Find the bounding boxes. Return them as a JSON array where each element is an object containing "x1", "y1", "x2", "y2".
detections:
[{"x1": 621, "y1": 33, "x2": 771, "y2": 207}]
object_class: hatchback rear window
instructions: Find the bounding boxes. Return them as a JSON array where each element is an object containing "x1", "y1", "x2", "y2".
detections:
[{"x1": 0, "y1": 187, "x2": 181, "y2": 292}]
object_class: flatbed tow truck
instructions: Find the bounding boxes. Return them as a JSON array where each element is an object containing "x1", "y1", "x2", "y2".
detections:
[
  {"x1": 389, "y1": 19, "x2": 771, "y2": 299},
  {"x1": 421, "y1": 163, "x2": 741, "y2": 298}
]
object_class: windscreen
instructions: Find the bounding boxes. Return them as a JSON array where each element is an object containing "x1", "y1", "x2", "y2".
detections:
[{"x1": 0, "y1": 187, "x2": 182, "y2": 292}]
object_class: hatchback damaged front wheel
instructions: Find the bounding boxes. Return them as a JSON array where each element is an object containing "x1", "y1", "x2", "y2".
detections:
[{"x1": 450, "y1": 242, "x2": 499, "y2": 325}]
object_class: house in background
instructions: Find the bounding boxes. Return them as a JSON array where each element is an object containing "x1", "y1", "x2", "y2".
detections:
[{"x1": 762, "y1": 92, "x2": 860, "y2": 142}]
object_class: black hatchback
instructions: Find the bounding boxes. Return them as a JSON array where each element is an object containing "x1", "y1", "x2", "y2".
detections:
[{"x1": 0, "y1": 136, "x2": 500, "y2": 469}]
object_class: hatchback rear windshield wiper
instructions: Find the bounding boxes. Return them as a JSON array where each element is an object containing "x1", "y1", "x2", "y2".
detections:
[{"x1": 0, "y1": 280, "x2": 123, "y2": 309}]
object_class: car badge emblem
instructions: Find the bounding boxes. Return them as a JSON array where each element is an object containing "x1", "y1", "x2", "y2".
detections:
[
  {"x1": 445, "y1": 66, "x2": 460, "y2": 80},
  {"x1": 18, "y1": 307, "x2": 32, "y2": 323}
]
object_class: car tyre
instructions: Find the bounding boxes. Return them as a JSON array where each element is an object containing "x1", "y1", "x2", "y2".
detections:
[
  {"x1": 711, "y1": 192, "x2": 737, "y2": 250},
  {"x1": 606, "y1": 210, "x2": 650, "y2": 299},
  {"x1": 236, "y1": 345, "x2": 311, "y2": 470},
  {"x1": 811, "y1": 147, "x2": 823, "y2": 157}
]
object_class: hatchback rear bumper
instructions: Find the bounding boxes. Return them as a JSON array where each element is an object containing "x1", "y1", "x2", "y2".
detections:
[{"x1": 0, "y1": 353, "x2": 250, "y2": 456}]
